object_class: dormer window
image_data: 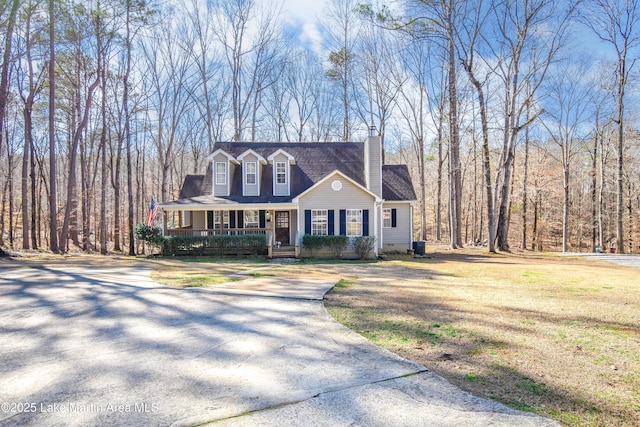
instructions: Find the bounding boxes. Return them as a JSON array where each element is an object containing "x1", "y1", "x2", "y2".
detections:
[
  {"x1": 215, "y1": 162, "x2": 227, "y2": 185},
  {"x1": 207, "y1": 149, "x2": 236, "y2": 197},
  {"x1": 237, "y1": 149, "x2": 265, "y2": 197},
  {"x1": 245, "y1": 162, "x2": 257, "y2": 185},
  {"x1": 276, "y1": 162, "x2": 287, "y2": 184},
  {"x1": 267, "y1": 149, "x2": 294, "y2": 197}
]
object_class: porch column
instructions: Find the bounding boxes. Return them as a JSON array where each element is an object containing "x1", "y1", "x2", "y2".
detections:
[{"x1": 162, "y1": 210, "x2": 167, "y2": 236}]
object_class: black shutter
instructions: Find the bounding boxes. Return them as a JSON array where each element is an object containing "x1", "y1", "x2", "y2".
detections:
[
  {"x1": 328, "y1": 210, "x2": 335, "y2": 235},
  {"x1": 339, "y1": 210, "x2": 346, "y2": 235},
  {"x1": 259, "y1": 210, "x2": 266, "y2": 228},
  {"x1": 391, "y1": 208, "x2": 397, "y2": 228},
  {"x1": 304, "y1": 210, "x2": 311, "y2": 234},
  {"x1": 363, "y1": 209, "x2": 369, "y2": 236},
  {"x1": 207, "y1": 211, "x2": 214, "y2": 229},
  {"x1": 237, "y1": 210, "x2": 244, "y2": 228},
  {"x1": 230, "y1": 210, "x2": 236, "y2": 228}
]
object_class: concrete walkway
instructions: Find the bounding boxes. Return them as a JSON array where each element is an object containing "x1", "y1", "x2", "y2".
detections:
[
  {"x1": 559, "y1": 252, "x2": 640, "y2": 269},
  {"x1": 0, "y1": 265, "x2": 557, "y2": 426}
]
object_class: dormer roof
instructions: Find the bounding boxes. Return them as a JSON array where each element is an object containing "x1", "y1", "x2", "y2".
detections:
[
  {"x1": 267, "y1": 149, "x2": 295, "y2": 164},
  {"x1": 206, "y1": 148, "x2": 238, "y2": 163},
  {"x1": 237, "y1": 149, "x2": 267, "y2": 164}
]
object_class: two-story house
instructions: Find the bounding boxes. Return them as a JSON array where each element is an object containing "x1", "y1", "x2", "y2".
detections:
[{"x1": 159, "y1": 131, "x2": 417, "y2": 258}]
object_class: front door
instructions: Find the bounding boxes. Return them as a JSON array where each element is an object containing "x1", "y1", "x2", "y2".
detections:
[{"x1": 275, "y1": 211, "x2": 290, "y2": 245}]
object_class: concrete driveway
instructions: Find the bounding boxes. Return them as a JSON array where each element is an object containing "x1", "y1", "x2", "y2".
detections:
[{"x1": 0, "y1": 262, "x2": 557, "y2": 426}]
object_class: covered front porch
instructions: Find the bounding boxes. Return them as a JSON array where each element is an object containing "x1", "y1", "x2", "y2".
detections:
[{"x1": 161, "y1": 204, "x2": 299, "y2": 258}]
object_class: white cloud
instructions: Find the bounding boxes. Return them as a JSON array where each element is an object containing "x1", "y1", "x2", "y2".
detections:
[
  {"x1": 281, "y1": 0, "x2": 327, "y2": 23},
  {"x1": 280, "y1": 0, "x2": 327, "y2": 52}
]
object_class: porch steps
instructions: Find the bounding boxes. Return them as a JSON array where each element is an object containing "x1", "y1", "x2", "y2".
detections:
[{"x1": 271, "y1": 245, "x2": 296, "y2": 258}]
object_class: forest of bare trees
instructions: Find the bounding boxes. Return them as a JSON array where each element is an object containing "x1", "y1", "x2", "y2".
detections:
[{"x1": 1, "y1": 0, "x2": 639, "y2": 256}]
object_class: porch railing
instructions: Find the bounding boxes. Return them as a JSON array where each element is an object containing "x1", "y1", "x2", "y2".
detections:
[{"x1": 166, "y1": 228, "x2": 269, "y2": 237}]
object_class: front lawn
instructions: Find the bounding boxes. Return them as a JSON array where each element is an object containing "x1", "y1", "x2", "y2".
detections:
[{"x1": 322, "y1": 251, "x2": 640, "y2": 427}]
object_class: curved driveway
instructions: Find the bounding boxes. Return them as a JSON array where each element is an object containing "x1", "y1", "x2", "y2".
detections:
[{"x1": 0, "y1": 263, "x2": 556, "y2": 426}]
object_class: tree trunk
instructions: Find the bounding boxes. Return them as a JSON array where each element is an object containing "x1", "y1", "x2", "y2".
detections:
[
  {"x1": 0, "y1": 0, "x2": 20, "y2": 257},
  {"x1": 100, "y1": 46, "x2": 108, "y2": 255},
  {"x1": 562, "y1": 166, "x2": 570, "y2": 252},
  {"x1": 21, "y1": 110, "x2": 31, "y2": 249},
  {"x1": 616, "y1": 61, "x2": 625, "y2": 253},
  {"x1": 124, "y1": 3, "x2": 136, "y2": 256},
  {"x1": 521, "y1": 107, "x2": 530, "y2": 250},
  {"x1": 48, "y1": 0, "x2": 59, "y2": 253},
  {"x1": 591, "y1": 134, "x2": 598, "y2": 252},
  {"x1": 446, "y1": 0, "x2": 462, "y2": 249},
  {"x1": 462, "y1": 60, "x2": 495, "y2": 253}
]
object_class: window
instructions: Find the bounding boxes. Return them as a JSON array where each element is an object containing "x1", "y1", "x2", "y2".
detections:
[
  {"x1": 215, "y1": 162, "x2": 227, "y2": 185},
  {"x1": 346, "y1": 209, "x2": 362, "y2": 236},
  {"x1": 245, "y1": 162, "x2": 257, "y2": 185},
  {"x1": 311, "y1": 209, "x2": 328, "y2": 235},
  {"x1": 214, "y1": 211, "x2": 229, "y2": 229},
  {"x1": 244, "y1": 210, "x2": 259, "y2": 228},
  {"x1": 275, "y1": 162, "x2": 287, "y2": 184},
  {"x1": 383, "y1": 208, "x2": 391, "y2": 228}
]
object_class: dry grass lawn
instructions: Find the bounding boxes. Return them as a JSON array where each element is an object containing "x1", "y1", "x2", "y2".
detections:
[{"x1": 319, "y1": 251, "x2": 640, "y2": 427}]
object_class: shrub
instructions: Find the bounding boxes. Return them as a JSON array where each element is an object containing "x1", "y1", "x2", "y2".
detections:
[
  {"x1": 302, "y1": 234, "x2": 325, "y2": 257},
  {"x1": 326, "y1": 235, "x2": 349, "y2": 258},
  {"x1": 135, "y1": 223, "x2": 165, "y2": 253},
  {"x1": 301, "y1": 235, "x2": 351, "y2": 258},
  {"x1": 162, "y1": 234, "x2": 267, "y2": 257},
  {"x1": 353, "y1": 236, "x2": 376, "y2": 260}
]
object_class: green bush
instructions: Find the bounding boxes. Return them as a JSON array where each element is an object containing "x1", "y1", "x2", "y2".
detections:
[
  {"x1": 326, "y1": 235, "x2": 349, "y2": 258},
  {"x1": 302, "y1": 234, "x2": 325, "y2": 256},
  {"x1": 135, "y1": 223, "x2": 165, "y2": 252},
  {"x1": 353, "y1": 236, "x2": 376, "y2": 260},
  {"x1": 162, "y1": 234, "x2": 267, "y2": 256},
  {"x1": 302, "y1": 235, "x2": 350, "y2": 258}
]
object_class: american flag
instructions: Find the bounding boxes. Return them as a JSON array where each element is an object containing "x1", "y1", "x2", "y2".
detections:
[{"x1": 146, "y1": 197, "x2": 159, "y2": 229}]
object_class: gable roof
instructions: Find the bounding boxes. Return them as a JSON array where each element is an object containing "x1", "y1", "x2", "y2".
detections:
[
  {"x1": 164, "y1": 141, "x2": 416, "y2": 207},
  {"x1": 292, "y1": 170, "x2": 382, "y2": 203},
  {"x1": 382, "y1": 165, "x2": 417, "y2": 201}
]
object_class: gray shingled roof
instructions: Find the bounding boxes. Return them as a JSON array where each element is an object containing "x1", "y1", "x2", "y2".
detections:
[
  {"x1": 179, "y1": 175, "x2": 205, "y2": 199},
  {"x1": 166, "y1": 141, "x2": 416, "y2": 206},
  {"x1": 382, "y1": 165, "x2": 417, "y2": 201}
]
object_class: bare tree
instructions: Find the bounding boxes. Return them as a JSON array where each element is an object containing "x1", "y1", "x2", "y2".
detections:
[
  {"x1": 0, "y1": 0, "x2": 20, "y2": 255},
  {"x1": 142, "y1": 15, "x2": 197, "y2": 202},
  {"x1": 541, "y1": 61, "x2": 592, "y2": 252},
  {"x1": 490, "y1": 0, "x2": 576, "y2": 251},
  {"x1": 458, "y1": 0, "x2": 496, "y2": 251},
  {"x1": 47, "y1": 0, "x2": 59, "y2": 253},
  {"x1": 323, "y1": 0, "x2": 361, "y2": 142},
  {"x1": 212, "y1": 0, "x2": 284, "y2": 142},
  {"x1": 58, "y1": 5, "x2": 101, "y2": 252},
  {"x1": 15, "y1": 0, "x2": 46, "y2": 250},
  {"x1": 394, "y1": 36, "x2": 443, "y2": 242},
  {"x1": 353, "y1": 19, "x2": 401, "y2": 159},
  {"x1": 581, "y1": 0, "x2": 640, "y2": 254}
]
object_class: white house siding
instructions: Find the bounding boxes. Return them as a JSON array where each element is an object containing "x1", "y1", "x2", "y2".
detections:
[
  {"x1": 272, "y1": 153, "x2": 290, "y2": 196},
  {"x1": 242, "y1": 153, "x2": 260, "y2": 196},
  {"x1": 298, "y1": 176, "x2": 376, "y2": 257},
  {"x1": 212, "y1": 153, "x2": 230, "y2": 196},
  {"x1": 382, "y1": 203, "x2": 413, "y2": 253}
]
